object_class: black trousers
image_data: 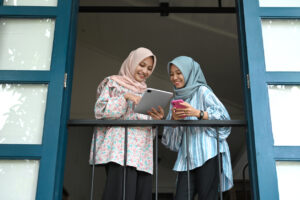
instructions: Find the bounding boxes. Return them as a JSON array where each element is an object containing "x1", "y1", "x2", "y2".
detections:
[
  {"x1": 102, "y1": 162, "x2": 152, "y2": 200},
  {"x1": 175, "y1": 156, "x2": 219, "y2": 200}
]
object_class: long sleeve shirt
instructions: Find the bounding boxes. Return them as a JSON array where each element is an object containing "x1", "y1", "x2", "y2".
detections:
[
  {"x1": 89, "y1": 77, "x2": 154, "y2": 174},
  {"x1": 162, "y1": 86, "x2": 233, "y2": 191}
]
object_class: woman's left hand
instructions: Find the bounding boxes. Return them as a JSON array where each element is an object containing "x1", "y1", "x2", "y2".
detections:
[
  {"x1": 147, "y1": 106, "x2": 165, "y2": 120},
  {"x1": 176, "y1": 102, "x2": 199, "y2": 117}
]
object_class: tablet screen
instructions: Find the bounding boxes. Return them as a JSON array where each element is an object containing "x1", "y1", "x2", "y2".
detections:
[{"x1": 134, "y1": 88, "x2": 173, "y2": 115}]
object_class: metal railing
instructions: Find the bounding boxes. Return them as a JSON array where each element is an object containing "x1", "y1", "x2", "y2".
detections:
[{"x1": 68, "y1": 119, "x2": 246, "y2": 200}]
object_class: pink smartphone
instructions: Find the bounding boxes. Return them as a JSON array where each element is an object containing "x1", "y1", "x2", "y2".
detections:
[
  {"x1": 171, "y1": 99, "x2": 185, "y2": 109},
  {"x1": 171, "y1": 99, "x2": 186, "y2": 118}
]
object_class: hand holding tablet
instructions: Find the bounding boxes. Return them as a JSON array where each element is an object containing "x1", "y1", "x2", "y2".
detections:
[{"x1": 134, "y1": 88, "x2": 173, "y2": 115}]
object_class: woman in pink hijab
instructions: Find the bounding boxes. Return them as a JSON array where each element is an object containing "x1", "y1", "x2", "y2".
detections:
[{"x1": 90, "y1": 47, "x2": 164, "y2": 200}]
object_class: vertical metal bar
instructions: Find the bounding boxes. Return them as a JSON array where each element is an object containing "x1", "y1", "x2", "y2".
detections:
[
  {"x1": 155, "y1": 126, "x2": 159, "y2": 200},
  {"x1": 218, "y1": 0, "x2": 222, "y2": 7},
  {"x1": 217, "y1": 129, "x2": 223, "y2": 200},
  {"x1": 243, "y1": 163, "x2": 249, "y2": 200},
  {"x1": 186, "y1": 127, "x2": 191, "y2": 200},
  {"x1": 90, "y1": 130, "x2": 96, "y2": 200},
  {"x1": 123, "y1": 126, "x2": 128, "y2": 200}
]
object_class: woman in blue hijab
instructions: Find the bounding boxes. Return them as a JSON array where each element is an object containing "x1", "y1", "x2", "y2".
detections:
[{"x1": 162, "y1": 56, "x2": 233, "y2": 200}]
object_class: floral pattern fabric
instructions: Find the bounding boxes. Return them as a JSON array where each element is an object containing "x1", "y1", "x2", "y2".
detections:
[{"x1": 89, "y1": 77, "x2": 154, "y2": 174}]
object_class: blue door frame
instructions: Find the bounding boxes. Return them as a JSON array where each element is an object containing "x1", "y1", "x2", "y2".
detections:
[
  {"x1": 236, "y1": 1, "x2": 260, "y2": 199},
  {"x1": 2, "y1": 0, "x2": 300, "y2": 199},
  {"x1": 237, "y1": 0, "x2": 300, "y2": 199},
  {"x1": 0, "y1": 0, "x2": 79, "y2": 199}
]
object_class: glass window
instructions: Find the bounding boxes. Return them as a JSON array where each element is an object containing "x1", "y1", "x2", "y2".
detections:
[
  {"x1": 0, "y1": 160, "x2": 39, "y2": 200},
  {"x1": 276, "y1": 161, "x2": 300, "y2": 200},
  {"x1": 261, "y1": 19, "x2": 300, "y2": 71},
  {"x1": 0, "y1": 84, "x2": 48, "y2": 144},
  {"x1": 260, "y1": 0, "x2": 300, "y2": 7},
  {"x1": 268, "y1": 85, "x2": 300, "y2": 146},
  {"x1": 0, "y1": 18, "x2": 55, "y2": 70},
  {"x1": 3, "y1": 0, "x2": 57, "y2": 6}
]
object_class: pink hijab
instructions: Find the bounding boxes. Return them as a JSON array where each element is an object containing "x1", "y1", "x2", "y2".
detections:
[{"x1": 111, "y1": 47, "x2": 157, "y2": 93}]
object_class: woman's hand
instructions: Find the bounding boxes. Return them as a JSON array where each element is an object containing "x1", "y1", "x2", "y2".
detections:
[
  {"x1": 147, "y1": 106, "x2": 165, "y2": 120},
  {"x1": 171, "y1": 106, "x2": 185, "y2": 120},
  {"x1": 124, "y1": 93, "x2": 141, "y2": 105},
  {"x1": 171, "y1": 101, "x2": 200, "y2": 119}
]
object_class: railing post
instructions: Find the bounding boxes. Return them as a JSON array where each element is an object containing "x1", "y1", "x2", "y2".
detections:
[
  {"x1": 243, "y1": 163, "x2": 249, "y2": 200},
  {"x1": 155, "y1": 126, "x2": 159, "y2": 200},
  {"x1": 123, "y1": 126, "x2": 128, "y2": 200},
  {"x1": 90, "y1": 130, "x2": 96, "y2": 200},
  {"x1": 217, "y1": 129, "x2": 223, "y2": 200},
  {"x1": 185, "y1": 127, "x2": 191, "y2": 200}
]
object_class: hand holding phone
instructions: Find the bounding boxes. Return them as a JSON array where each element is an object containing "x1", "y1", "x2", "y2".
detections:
[
  {"x1": 171, "y1": 99, "x2": 185, "y2": 109},
  {"x1": 171, "y1": 99, "x2": 186, "y2": 118}
]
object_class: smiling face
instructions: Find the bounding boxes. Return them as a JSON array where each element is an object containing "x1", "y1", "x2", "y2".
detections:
[
  {"x1": 133, "y1": 56, "x2": 154, "y2": 82},
  {"x1": 170, "y1": 64, "x2": 185, "y2": 88}
]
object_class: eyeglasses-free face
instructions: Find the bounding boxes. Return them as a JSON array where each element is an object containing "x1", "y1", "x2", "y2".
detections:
[
  {"x1": 169, "y1": 64, "x2": 185, "y2": 88},
  {"x1": 134, "y1": 56, "x2": 154, "y2": 82}
]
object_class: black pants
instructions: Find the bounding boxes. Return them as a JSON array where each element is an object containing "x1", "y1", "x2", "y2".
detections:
[
  {"x1": 175, "y1": 156, "x2": 219, "y2": 200},
  {"x1": 102, "y1": 162, "x2": 152, "y2": 200}
]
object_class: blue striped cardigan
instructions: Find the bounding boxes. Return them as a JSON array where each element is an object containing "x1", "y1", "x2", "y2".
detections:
[{"x1": 162, "y1": 86, "x2": 233, "y2": 191}]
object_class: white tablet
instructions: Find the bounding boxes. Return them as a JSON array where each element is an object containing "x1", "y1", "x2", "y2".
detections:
[{"x1": 134, "y1": 88, "x2": 173, "y2": 115}]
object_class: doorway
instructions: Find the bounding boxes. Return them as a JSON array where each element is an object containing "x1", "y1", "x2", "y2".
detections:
[{"x1": 64, "y1": 1, "x2": 249, "y2": 199}]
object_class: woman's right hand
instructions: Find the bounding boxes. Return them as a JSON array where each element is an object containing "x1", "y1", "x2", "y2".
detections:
[
  {"x1": 147, "y1": 106, "x2": 165, "y2": 120},
  {"x1": 124, "y1": 93, "x2": 141, "y2": 105},
  {"x1": 171, "y1": 107, "x2": 185, "y2": 120}
]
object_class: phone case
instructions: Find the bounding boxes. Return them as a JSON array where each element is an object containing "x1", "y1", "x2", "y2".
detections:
[
  {"x1": 171, "y1": 99, "x2": 185, "y2": 109},
  {"x1": 171, "y1": 99, "x2": 186, "y2": 118}
]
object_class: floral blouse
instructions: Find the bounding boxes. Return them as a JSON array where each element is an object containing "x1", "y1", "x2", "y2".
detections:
[{"x1": 89, "y1": 77, "x2": 154, "y2": 174}]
